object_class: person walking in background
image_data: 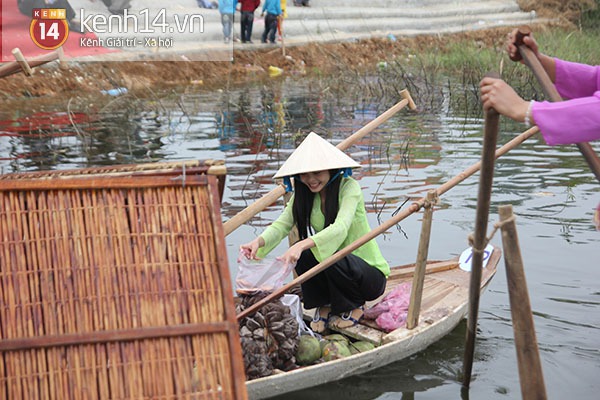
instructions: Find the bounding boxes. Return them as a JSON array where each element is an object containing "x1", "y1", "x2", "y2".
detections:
[
  {"x1": 480, "y1": 28, "x2": 600, "y2": 145},
  {"x1": 277, "y1": 0, "x2": 287, "y2": 42},
  {"x1": 219, "y1": 0, "x2": 238, "y2": 44},
  {"x1": 239, "y1": 0, "x2": 260, "y2": 43},
  {"x1": 261, "y1": 0, "x2": 281, "y2": 44}
]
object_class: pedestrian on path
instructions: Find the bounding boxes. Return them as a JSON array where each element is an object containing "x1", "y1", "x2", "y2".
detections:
[
  {"x1": 261, "y1": 0, "x2": 281, "y2": 44},
  {"x1": 277, "y1": 0, "x2": 287, "y2": 42},
  {"x1": 239, "y1": 0, "x2": 260, "y2": 43},
  {"x1": 219, "y1": 0, "x2": 238, "y2": 44}
]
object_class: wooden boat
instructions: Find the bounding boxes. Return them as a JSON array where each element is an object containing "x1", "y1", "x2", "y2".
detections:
[{"x1": 245, "y1": 246, "x2": 501, "y2": 399}]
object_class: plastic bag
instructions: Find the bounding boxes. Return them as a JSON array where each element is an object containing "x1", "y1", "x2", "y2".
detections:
[
  {"x1": 281, "y1": 294, "x2": 316, "y2": 338},
  {"x1": 235, "y1": 251, "x2": 296, "y2": 295},
  {"x1": 363, "y1": 282, "x2": 412, "y2": 332}
]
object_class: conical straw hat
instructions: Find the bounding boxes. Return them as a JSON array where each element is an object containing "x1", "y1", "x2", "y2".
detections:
[{"x1": 273, "y1": 132, "x2": 360, "y2": 179}]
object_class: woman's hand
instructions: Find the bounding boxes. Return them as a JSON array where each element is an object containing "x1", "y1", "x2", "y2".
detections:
[
  {"x1": 480, "y1": 77, "x2": 530, "y2": 123},
  {"x1": 507, "y1": 28, "x2": 540, "y2": 62},
  {"x1": 277, "y1": 238, "x2": 315, "y2": 267},
  {"x1": 240, "y1": 237, "x2": 265, "y2": 260}
]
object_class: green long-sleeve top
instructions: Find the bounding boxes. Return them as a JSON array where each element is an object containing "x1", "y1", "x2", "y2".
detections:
[{"x1": 257, "y1": 177, "x2": 390, "y2": 277}]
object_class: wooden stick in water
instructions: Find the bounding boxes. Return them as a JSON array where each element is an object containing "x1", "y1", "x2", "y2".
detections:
[
  {"x1": 514, "y1": 25, "x2": 600, "y2": 183},
  {"x1": 223, "y1": 90, "x2": 417, "y2": 236},
  {"x1": 406, "y1": 190, "x2": 436, "y2": 329},
  {"x1": 463, "y1": 72, "x2": 501, "y2": 389},
  {"x1": 498, "y1": 204, "x2": 548, "y2": 400}
]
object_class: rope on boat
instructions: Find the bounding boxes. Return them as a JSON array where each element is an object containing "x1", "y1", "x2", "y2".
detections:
[{"x1": 467, "y1": 214, "x2": 516, "y2": 254}]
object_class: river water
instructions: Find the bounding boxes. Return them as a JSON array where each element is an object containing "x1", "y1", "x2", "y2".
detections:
[{"x1": 1, "y1": 75, "x2": 598, "y2": 399}]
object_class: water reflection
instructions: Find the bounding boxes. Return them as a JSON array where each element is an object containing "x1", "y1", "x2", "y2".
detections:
[{"x1": 0, "y1": 74, "x2": 598, "y2": 399}]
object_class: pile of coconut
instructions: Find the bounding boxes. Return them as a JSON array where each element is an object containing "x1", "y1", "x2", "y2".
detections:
[{"x1": 296, "y1": 334, "x2": 375, "y2": 366}]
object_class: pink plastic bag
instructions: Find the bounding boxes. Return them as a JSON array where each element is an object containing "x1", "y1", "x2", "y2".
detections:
[
  {"x1": 364, "y1": 282, "x2": 412, "y2": 332},
  {"x1": 235, "y1": 251, "x2": 296, "y2": 295}
]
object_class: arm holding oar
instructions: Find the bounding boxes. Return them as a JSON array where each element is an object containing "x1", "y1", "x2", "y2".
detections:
[{"x1": 480, "y1": 27, "x2": 600, "y2": 181}]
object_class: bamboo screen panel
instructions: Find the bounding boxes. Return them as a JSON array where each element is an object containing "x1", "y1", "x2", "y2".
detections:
[
  {"x1": 0, "y1": 174, "x2": 247, "y2": 400},
  {"x1": 0, "y1": 160, "x2": 227, "y2": 202}
]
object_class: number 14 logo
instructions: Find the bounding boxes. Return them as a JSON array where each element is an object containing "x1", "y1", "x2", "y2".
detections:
[{"x1": 30, "y1": 9, "x2": 69, "y2": 50}]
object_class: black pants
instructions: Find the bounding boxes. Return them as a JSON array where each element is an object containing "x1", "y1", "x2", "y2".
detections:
[
  {"x1": 240, "y1": 11, "x2": 254, "y2": 42},
  {"x1": 262, "y1": 13, "x2": 278, "y2": 43},
  {"x1": 295, "y1": 249, "x2": 386, "y2": 315}
]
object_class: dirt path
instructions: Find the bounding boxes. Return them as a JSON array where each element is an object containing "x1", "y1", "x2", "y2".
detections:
[{"x1": 0, "y1": 25, "x2": 543, "y2": 103}]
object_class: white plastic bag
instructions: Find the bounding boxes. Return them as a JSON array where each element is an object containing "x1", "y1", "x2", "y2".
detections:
[
  {"x1": 235, "y1": 251, "x2": 295, "y2": 294},
  {"x1": 281, "y1": 294, "x2": 316, "y2": 338}
]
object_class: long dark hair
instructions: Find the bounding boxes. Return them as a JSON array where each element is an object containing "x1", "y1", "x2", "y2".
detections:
[{"x1": 292, "y1": 169, "x2": 342, "y2": 240}]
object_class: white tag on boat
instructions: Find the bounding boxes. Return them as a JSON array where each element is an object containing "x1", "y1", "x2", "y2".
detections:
[{"x1": 459, "y1": 244, "x2": 494, "y2": 272}]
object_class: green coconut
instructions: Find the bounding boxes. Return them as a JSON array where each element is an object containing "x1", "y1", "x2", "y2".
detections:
[
  {"x1": 349, "y1": 341, "x2": 376, "y2": 355},
  {"x1": 321, "y1": 341, "x2": 351, "y2": 361},
  {"x1": 323, "y1": 334, "x2": 349, "y2": 344},
  {"x1": 296, "y1": 335, "x2": 322, "y2": 365}
]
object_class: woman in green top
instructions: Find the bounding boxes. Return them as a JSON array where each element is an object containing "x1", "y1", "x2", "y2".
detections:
[{"x1": 240, "y1": 132, "x2": 390, "y2": 333}]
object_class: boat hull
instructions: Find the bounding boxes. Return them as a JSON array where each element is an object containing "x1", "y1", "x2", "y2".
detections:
[{"x1": 246, "y1": 246, "x2": 501, "y2": 399}]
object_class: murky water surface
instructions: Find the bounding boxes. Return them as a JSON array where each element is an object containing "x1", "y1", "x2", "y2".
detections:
[{"x1": 1, "y1": 76, "x2": 598, "y2": 399}]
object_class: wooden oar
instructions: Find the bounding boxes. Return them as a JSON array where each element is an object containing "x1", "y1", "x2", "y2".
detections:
[
  {"x1": 513, "y1": 25, "x2": 600, "y2": 183},
  {"x1": 237, "y1": 123, "x2": 538, "y2": 321},
  {"x1": 0, "y1": 47, "x2": 64, "y2": 78},
  {"x1": 462, "y1": 72, "x2": 501, "y2": 388},
  {"x1": 223, "y1": 89, "x2": 417, "y2": 236}
]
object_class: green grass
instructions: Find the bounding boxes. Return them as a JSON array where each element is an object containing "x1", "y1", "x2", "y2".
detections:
[
  {"x1": 414, "y1": 27, "x2": 600, "y2": 78},
  {"x1": 536, "y1": 28, "x2": 600, "y2": 66}
]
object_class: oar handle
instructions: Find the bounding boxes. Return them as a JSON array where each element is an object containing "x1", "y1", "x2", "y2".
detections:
[
  {"x1": 513, "y1": 26, "x2": 600, "y2": 182},
  {"x1": 463, "y1": 72, "x2": 501, "y2": 388}
]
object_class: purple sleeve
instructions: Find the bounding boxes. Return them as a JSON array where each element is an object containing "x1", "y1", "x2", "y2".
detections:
[
  {"x1": 554, "y1": 59, "x2": 600, "y2": 99},
  {"x1": 531, "y1": 59, "x2": 600, "y2": 146}
]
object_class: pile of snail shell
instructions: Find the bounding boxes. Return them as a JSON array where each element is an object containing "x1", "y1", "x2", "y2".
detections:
[{"x1": 236, "y1": 292, "x2": 300, "y2": 380}]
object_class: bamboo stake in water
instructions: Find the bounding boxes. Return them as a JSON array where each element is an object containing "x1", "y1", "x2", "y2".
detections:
[
  {"x1": 223, "y1": 90, "x2": 417, "y2": 236},
  {"x1": 498, "y1": 205, "x2": 547, "y2": 400},
  {"x1": 406, "y1": 190, "x2": 436, "y2": 330},
  {"x1": 463, "y1": 72, "x2": 501, "y2": 388}
]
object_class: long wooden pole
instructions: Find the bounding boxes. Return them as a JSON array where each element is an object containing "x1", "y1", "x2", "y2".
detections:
[
  {"x1": 514, "y1": 25, "x2": 600, "y2": 183},
  {"x1": 498, "y1": 205, "x2": 547, "y2": 400},
  {"x1": 463, "y1": 73, "x2": 500, "y2": 388},
  {"x1": 406, "y1": 190, "x2": 436, "y2": 329},
  {"x1": 223, "y1": 90, "x2": 417, "y2": 236},
  {"x1": 237, "y1": 124, "x2": 537, "y2": 320}
]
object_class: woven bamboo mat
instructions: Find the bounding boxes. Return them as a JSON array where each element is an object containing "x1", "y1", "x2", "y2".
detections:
[
  {"x1": 0, "y1": 171, "x2": 246, "y2": 399},
  {"x1": 0, "y1": 160, "x2": 227, "y2": 201}
]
